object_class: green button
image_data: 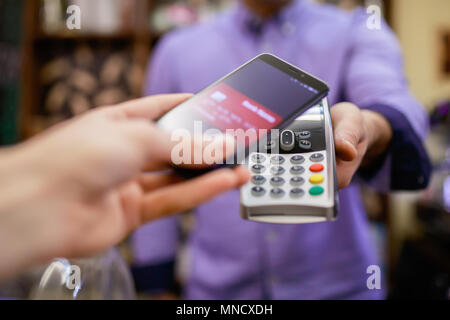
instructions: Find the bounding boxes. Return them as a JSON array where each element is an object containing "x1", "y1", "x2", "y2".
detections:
[{"x1": 309, "y1": 186, "x2": 324, "y2": 196}]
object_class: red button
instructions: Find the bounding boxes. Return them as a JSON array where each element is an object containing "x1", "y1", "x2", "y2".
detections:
[{"x1": 310, "y1": 164, "x2": 324, "y2": 172}]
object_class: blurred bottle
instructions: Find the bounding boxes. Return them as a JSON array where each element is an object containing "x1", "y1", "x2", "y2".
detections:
[{"x1": 30, "y1": 248, "x2": 136, "y2": 300}]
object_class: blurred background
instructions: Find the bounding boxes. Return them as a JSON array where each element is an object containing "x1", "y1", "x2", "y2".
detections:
[{"x1": 0, "y1": 0, "x2": 449, "y2": 299}]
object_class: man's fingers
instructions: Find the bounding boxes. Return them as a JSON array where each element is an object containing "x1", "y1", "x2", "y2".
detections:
[
  {"x1": 335, "y1": 135, "x2": 358, "y2": 161},
  {"x1": 331, "y1": 102, "x2": 364, "y2": 162},
  {"x1": 336, "y1": 160, "x2": 356, "y2": 189},
  {"x1": 140, "y1": 166, "x2": 249, "y2": 222},
  {"x1": 113, "y1": 93, "x2": 193, "y2": 120}
]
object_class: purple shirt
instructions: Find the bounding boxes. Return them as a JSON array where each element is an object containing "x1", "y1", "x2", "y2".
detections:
[{"x1": 131, "y1": 1, "x2": 430, "y2": 299}]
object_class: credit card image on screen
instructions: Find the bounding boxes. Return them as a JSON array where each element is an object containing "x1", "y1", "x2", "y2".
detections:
[{"x1": 157, "y1": 53, "x2": 329, "y2": 169}]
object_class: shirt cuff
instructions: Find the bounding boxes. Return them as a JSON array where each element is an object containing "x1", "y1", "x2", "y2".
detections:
[
  {"x1": 358, "y1": 104, "x2": 432, "y2": 190},
  {"x1": 358, "y1": 154, "x2": 392, "y2": 192},
  {"x1": 131, "y1": 259, "x2": 176, "y2": 294}
]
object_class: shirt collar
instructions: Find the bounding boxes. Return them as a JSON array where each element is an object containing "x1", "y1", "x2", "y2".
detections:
[{"x1": 231, "y1": 0, "x2": 304, "y2": 37}]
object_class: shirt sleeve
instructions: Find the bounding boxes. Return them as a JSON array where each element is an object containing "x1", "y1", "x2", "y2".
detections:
[
  {"x1": 343, "y1": 9, "x2": 432, "y2": 191},
  {"x1": 144, "y1": 33, "x2": 181, "y2": 95},
  {"x1": 130, "y1": 36, "x2": 182, "y2": 293}
]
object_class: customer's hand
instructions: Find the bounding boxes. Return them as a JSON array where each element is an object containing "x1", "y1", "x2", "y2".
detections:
[
  {"x1": 331, "y1": 102, "x2": 392, "y2": 189},
  {"x1": 0, "y1": 94, "x2": 249, "y2": 280}
]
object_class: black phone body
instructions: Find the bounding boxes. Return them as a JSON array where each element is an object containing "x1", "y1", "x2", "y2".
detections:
[{"x1": 156, "y1": 54, "x2": 329, "y2": 176}]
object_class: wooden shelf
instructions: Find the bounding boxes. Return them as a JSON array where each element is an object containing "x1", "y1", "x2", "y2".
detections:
[
  {"x1": 19, "y1": 0, "x2": 229, "y2": 139},
  {"x1": 20, "y1": 0, "x2": 156, "y2": 139}
]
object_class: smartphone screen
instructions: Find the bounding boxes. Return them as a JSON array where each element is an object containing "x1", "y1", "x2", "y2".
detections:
[{"x1": 157, "y1": 54, "x2": 329, "y2": 169}]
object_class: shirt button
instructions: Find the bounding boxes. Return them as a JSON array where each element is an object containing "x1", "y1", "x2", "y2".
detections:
[{"x1": 309, "y1": 174, "x2": 324, "y2": 184}]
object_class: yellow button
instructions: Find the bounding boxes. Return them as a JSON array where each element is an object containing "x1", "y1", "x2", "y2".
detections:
[{"x1": 309, "y1": 174, "x2": 324, "y2": 184}]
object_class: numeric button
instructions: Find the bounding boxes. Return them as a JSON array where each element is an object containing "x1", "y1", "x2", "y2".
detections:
[
  {"x1": 310, "y1": 153, "x2": 324, "y2": 162},
  {"x1": 290, "y1": 155, "x2": 305, "y2": 165},
  {"x1": 298, "y1": 131, "x2": 311, "y2": 139},
  {"x1": 299, "y1": 140, "x2": 312, "y2": 150},
  {"x1": 270, "y1": 176, "x2": 285, "y2": 187},
  {"x1": 251, "y1": 154, "x2": 266, "y2": 163},
  {"x1": 270, "y1": 155, "x2": 285, "y2": 165},
  {"x1": 270, "y1": 188, "x2": 285, "y2": 198},
  {"x1": 309, "y1": 186, "x2": 324, "y2": 196},
  {"x1": 290, "y1": 177, "x2": 305, "y2": 186},
  {"x1": 290, "y1": 166, "x2": 305, "y2": 175},
  {"x1": 252, "y1": 164, "x2": 265, "y2": 174},
  {"x1": 310, "y1": 164, "x2": 324, "y2": 172},
  {"x1": 252, "y1": 175, "x2": 266, "y2": 185},
  {"x1": 270, "y1": 166, "x2": 285, "y2": 175},
  {"x1": 251, "y1": 186, "x2": 266, "y2": 197},
  {"x1": 290, "y1": 188, "x2": 305, "y2": 198},
  {"x1": 309, "y1": 174, "x2": 324, "y2": 184}
]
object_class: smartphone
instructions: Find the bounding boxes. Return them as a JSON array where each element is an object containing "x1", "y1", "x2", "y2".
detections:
[{"x1": 156, "y1": 53, "x2": 329, "y2": 175}]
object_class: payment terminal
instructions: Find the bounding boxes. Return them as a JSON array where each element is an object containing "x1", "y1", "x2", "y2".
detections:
[{"x1": 240, "y1": 98, "x2": 339, "y2": 224}]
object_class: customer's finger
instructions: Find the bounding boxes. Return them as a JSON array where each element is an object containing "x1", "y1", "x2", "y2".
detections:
[
  {"x1": 113, "y1": 93, "x2": 193, "y2": 120},
  {"x1": 168, "y1": 133, "x2": 237, "y2": 169},
  {"x1": 331, "y1": 103, "x2": 365, "y2": 162},
  {"x1": 138, "y1": 172, "x2": 184, "y2": 192},
  {"x1": 118, "y1": 118, "x2": 237, "y2": 170},
  {"x1": 141, "y1": 162, "x2": 173, "y2": 172},
  {"x1": 140, "y1": 166, "x2": 249, "y2": 221}
]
